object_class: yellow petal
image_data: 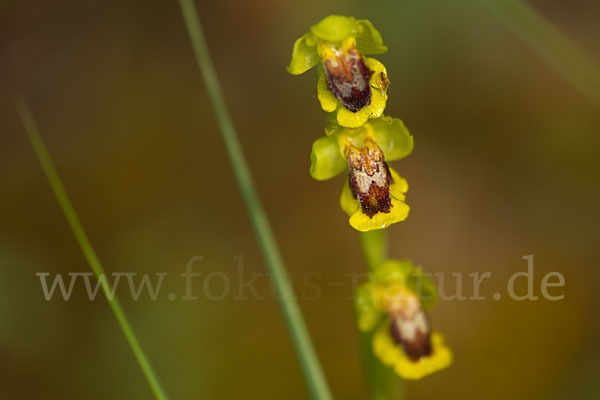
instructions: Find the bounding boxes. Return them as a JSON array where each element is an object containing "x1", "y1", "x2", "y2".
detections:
[
  {"x1": 364, "y1": 57, "x2": 388, "y2": 84},
  {"x1": 317, "y1": 71, "x2": 339, "y2": 112},
  {"x1": 349, "y1": 197, "x2": 409, "y2": 232},
  {"x1": 337, "y1": 106, "x2": 370, "y2": 128},
  {"x1": 339, "y1": 177, "x2": 359, "y2": 216},
  {"x1": 389, "y1": 168, "x2": 408, "y2": 201},
  {"x1": 366, "y1": 87, "x2": 387, "y2": 119},
  {"x1": 373, "y1": 326, "x2": 401, "y2": 366},
  {"x1": 393, "y1": 332, "x2": 453, "y2": 380}
]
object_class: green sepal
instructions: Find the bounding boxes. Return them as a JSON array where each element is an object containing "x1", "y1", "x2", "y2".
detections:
[
  {"x1": 356, "y1": 19, "x2": 388, "y2": 54},
  {"x1": 354, "y1": 282, "x2": 382, "y2": 332},
  {"x1": 310, "y1": 15, "x2": 358, "y2": 43},
  {"x1": 374, "y1": 259, "x2": 438, "y2": 310},
  {"x1": 310, "y1": 134, "x2": 347, "y2": 180},
  {"x1": 369, "y1": 117, "x2": 414, "y2": 161},
  {"x1": 324, "y1": 111, "x2": 340, "y2": 136},
  {"x1": 287, "y1": 32, "x2": 319, "y2": 75}
]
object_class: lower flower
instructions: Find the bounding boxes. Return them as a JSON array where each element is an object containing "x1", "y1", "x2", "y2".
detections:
[{"x1": 354, "y1": 260, "x2": 452, "y2": 380}]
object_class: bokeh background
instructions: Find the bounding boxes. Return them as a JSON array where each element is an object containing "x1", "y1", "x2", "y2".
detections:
[{"x1": 2, "y1": 0, "x2": 600, "y2": 399}]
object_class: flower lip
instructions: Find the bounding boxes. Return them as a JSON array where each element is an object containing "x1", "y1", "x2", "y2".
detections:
[
  {"x1": 323, "y1": 46, "x2": 373, "y2": 113},
  {"x1": 355, "y1": 260, "x2": 451, "y2": 379},
  {"x1": 346, "y1": 139, "x2": 392, "y2": 218},
  {"x1": 388, "y1": 291, "x2": 433, "y2": 362},
  {"x1": 340, "y1": 167, "x2": 410, "y2": 232}
]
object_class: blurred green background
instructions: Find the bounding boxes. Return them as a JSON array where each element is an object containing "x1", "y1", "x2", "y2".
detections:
[{"x1": 1, "y1": 0, "x2": 600, "y2": 398}]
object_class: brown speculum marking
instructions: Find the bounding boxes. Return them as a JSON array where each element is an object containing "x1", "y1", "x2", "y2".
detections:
[
  {"x1": 347, "y1": 140, "x2": 392, "y2": 218},
  {"x1": 323, "y1": 46, "x2": 373, "y2": 113},
  {"x1": 388, "y1": 293, "x2": 433, "y2": 362}
]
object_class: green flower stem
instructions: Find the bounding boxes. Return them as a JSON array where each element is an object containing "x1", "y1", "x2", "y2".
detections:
[
  {"x1": 480, "y1": 0, "x2": 600, "y2": 107},
  {"x1": 16, "y1": 98, "x2": 169, "y2": 400},
  {"x1": 358, "y1": 230, "x2": 387, "y2": 272},
  {"x1": 357, "y1": 230, "x2": 404, "y2": 400},
  {"x1": 177, "y1": 1, "x2": 332, "y2": 399},
  {"x1": 359, "y1": 330, "x2": 405, "y2": 400}
]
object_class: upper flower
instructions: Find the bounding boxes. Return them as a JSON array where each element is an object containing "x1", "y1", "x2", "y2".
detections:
[
  {"x1": 287, "y1": 15, "x2": 388, "y2": 75},
  {"x1": 355, "y1": 260, "x2": 452, "y2": 380},
  {"x1": 288, "y1": 16, "x2": 389, "y2": 128},
  {"x1": 310, "y1": 116, "x2": 413, "y2": 231}
]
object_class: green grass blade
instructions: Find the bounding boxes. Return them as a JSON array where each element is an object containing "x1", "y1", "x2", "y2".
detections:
[
  {"x1": 177, "y1": 1, "x2": 332, "y2": 399},
  {"x1": 16, "y1": 97, "x2": 169, "y2": 400},
  {"x1": 481, "y1": 0, "x2": 600, "y2": 107}
]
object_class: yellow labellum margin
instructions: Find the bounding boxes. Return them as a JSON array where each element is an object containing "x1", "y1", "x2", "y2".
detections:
[
  {"x1": 340, "y1": 168, "x2": 409, "y2": 232},
  {"x1": 317, "y1": 58, "x2": 389, "y2": 128},
  {"x1": 373, "y1": 323, "x2": 452, "y2": 380}
]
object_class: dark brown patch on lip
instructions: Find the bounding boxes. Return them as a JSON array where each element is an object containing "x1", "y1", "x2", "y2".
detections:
[
  {"x1": 390, "y1": 312, "x2": 433, "y2": 362},
  {"x1": 347, "y1": 141, "x2": 392, "y2": 218},
  {"x1": 324, "y1": 47, "x2": 373, "y2": 113},
  {"x1": 349, "y1": 179, "x2": 391, "y2": 218}
]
